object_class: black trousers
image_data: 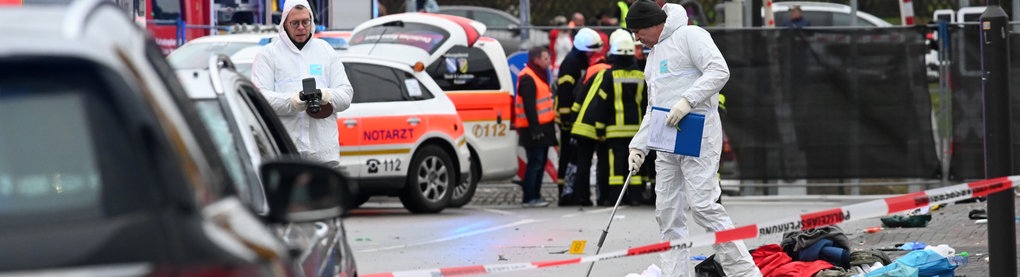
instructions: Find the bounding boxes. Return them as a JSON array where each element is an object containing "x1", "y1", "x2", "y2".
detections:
[
  {"x1": 571, "y1": 136, "x2": 608, "y2": 204},
  {"x1": 604, "y1": 138, "x2": 645, "y2": 205}
]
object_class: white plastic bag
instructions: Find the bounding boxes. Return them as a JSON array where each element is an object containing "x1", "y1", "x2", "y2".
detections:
[{"x1": 625, "y1": 264, "x2": 662, "y2": 277}]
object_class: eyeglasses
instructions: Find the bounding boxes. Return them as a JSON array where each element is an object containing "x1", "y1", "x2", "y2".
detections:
[{"x1": 287, "y1": 19, "x2": 312, "y2": 28}]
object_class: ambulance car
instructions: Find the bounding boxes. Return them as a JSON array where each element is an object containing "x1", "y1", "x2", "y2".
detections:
[
  {"x1": 337, "y1": 22, "x2": 477, "y2": 213},
  {"x1": 333, "y1": 54, "x2": 471, "y2": 214},
  {"x1": 171, "y1": 29, "x2": 471, "y2": 214},
  {"x1": 349, "y1": 13, "x2": 519, "y2": 207}
]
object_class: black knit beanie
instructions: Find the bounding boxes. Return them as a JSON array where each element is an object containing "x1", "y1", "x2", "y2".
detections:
[{"x1": 626, "y1": 0, "x2": 667, "y2": 29}]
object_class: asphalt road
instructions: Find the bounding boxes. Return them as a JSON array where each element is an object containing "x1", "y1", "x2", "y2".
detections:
[
  {"x1": 343, "y1": 182, "x2": 1019, "y2": 277},
  {"x1": 344, "y1": 196, "x2": 870, "y2": 276}
]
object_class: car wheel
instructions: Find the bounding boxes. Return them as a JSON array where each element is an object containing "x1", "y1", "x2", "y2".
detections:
[
  {"x1": 399, "y1": 145, "x2": 452, "y2": 213},
  {"x1": 448, "y1": 153, "x2": 480, "y2": 208}
]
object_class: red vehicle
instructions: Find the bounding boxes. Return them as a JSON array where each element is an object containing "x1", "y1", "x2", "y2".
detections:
[{"x1": 135, "y1": 0, "x2": 212, "y2": 54}]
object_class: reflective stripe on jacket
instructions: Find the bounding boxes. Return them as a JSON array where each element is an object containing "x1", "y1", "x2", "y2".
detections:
[
  {"x1": 605, "y1": 69, "x2": 646, "y2": 138},
  {"x1": 572, "y1": 68, "x2": 647, "y2": 140},
  {"x1": 571, "y1": 70, "x2": 608, "y2": 140},
  {"x1": 617, "y1": 1, "x2": 630, "y2": 28},
  {"x1": 571, "y1": 62, "x2": 612, "y2": 114}
]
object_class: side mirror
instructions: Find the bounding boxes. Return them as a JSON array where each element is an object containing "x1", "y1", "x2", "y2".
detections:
[
  {"x1": 260, "y1": 159, "x2": 351, "y2": 223},
  {"x1": 507, "y1": 23, "x2": 521, "y2": 35}
]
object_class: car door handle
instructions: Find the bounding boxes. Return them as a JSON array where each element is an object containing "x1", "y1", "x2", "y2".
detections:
[
  {"x1": 343, "y1": 119, "x2": 357, "y2": 128},
  {"x1": 407, "y1": 117, "x2": 420, "y2": 126}
]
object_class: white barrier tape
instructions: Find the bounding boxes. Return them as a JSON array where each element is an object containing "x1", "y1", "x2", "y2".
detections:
[
  {"x1": 362, "y1": 175, "x2": 1020, "y2": 277},
  {"x1": 900, "y1": 0, "x2": 916, "y2": 26}
]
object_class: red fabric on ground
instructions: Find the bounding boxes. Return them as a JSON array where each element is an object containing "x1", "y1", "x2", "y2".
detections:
[{"x1": 751, "y1": 244, "x2": 836, "y2": 277}]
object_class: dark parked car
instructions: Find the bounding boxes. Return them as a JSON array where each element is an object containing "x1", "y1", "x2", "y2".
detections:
[
  {"x1": 0, "y1": 1, "x2": 349, "y2": 275},
  {"x1": 175, "y1": 55, "x2": 357, "y2": 277}
]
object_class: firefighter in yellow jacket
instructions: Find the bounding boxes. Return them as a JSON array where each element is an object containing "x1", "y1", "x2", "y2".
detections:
[
  {"x1": 571, "y1": 29, "x2": 648, "y2": 206},
  {"x1": 564, "y1": 50, "x2": 611, "y2": 206},
  {"x1": 555, "y1": 28, "x2": 605, "y2": 206}
]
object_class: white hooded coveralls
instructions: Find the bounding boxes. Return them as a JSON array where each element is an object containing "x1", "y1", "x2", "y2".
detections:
[
  {"x1": 251, "y1": 0, "x2": 354, "y2": 166},
  {"x1": 629, "y1": 4, "x2": 761, "y2": 277}
]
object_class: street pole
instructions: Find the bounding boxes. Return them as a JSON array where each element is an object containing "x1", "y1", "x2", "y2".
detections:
[
  {"x1": 1015, "y1": 0, "x2": 1019, "y2": 21},
  {"x1": 265, "y1": 0, "x2": 272, "y2": 25},
  {"x1": 979, "y1": 2, "x2": 1016, "y2": 277},
  {"x1": 750, "y1": 0, "x2": 762, "y2": 27},
  {"x1": 938, "y1": 20, "x2": 952, "y2": 187},
  {"x1": 850, "y1": 0, "x2": 858, "y2": 26},
  {"x1": 519, "y1": 0, "x2": 530, "y2": 53}
]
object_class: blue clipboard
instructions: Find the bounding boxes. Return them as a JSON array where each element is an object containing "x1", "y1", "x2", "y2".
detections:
[{"x1": 649, "y1": 107, "x2": 704, "y2": 157}]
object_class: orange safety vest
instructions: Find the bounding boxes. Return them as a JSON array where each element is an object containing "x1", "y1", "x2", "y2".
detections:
[
  {"x1": 514, "y1": 67, "x2": 555, "y2": 128},
  {"x1": 584, "y1": 62, "x2": 612, "y2": 83}
]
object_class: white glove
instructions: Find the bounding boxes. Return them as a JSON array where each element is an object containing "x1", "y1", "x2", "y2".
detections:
[
  {"x1": 666, "y1": 98, "x2": 692, "y2": 127},
  {"x1": 628, "y1": 149, "x2": 645, "y2": 173},
  {"x1": 290, "y1": 92, "x2": 307, "y2": 110},
  {"x1": 319, "y1": 88, "x2": 334, "y2": 105}
]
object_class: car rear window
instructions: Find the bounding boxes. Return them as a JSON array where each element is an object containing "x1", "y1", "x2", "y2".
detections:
[
  {"x1": 470, "y1": 10, "x2": 516, "y2": 29},
  {"x1": 425, "y1": 45, "x2": 500, "y2": 91},
  {"x1": 0, "y1": 60, "x2": 148, "y2": 226},
  {"x1": 349, "y1": 22, "x2": 450, "y2": 54},
  {"x1": 0, "y1": 92, "x2": 100, "y2": 218},
  {"x1": 774, "y1": 10, "x2": 829, "y2": 26},
  {"x1": 345, "y1": 62, "x2": 406, "y2": 103}
]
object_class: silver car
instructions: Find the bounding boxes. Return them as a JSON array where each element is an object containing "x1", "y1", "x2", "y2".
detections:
[
  {"x1": 436, "y1": 5, "x2": 549, "y2": 55},
  {"x1": 0, "y1": 0, "x2": 348, "y2": 276},
  {"x1": 176, "y1": 55, "x2": 358, "y2": 277}
]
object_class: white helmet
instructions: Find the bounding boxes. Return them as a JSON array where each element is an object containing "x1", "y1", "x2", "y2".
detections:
[
  {"x1": 573, "y1": 28, "x2": 604, "y2": 52},
  {"x1": 609, "y1": 29, "x2": 635, "y2": 56}
]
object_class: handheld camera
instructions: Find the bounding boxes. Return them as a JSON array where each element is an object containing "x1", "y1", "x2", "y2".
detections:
[{"x1": 300, "y1": 77, "x2": 322, "y2": 113}]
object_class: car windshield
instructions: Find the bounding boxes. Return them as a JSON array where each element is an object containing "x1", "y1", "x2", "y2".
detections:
[
  {"x1": 192, "y1": 99, "x2": 261, "y2": 211},
  {"x1": 472, "y1": 10, "x2": 516, "y2": 29},
  {"x1": 349, "y1": 22, "x2": 450, "y2": 54},
  {"x1": 168, "y1": 42, "x2": 259, "y2": 69}
]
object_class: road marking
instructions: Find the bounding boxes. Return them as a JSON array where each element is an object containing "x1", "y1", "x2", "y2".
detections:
[
  {"x1": 358, "y1": 219, "x2": 540, "y2": 253},
  {"x1": 477, "y1": 208, "x2": 515, "y2": 216},
  {"x1": 362, "y1": 176, "x2": 1020, "y2": 277},
  {"x1": 560, "y1": 207, "x2": 621, "y2": 218},
  {"x1": 357, "y1": 208, "x2": 612, "y2": 253}
]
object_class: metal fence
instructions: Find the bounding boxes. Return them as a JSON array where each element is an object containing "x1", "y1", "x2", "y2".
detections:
[
  {"x1": 522, "y1": 22, "x2": 1019, "y2": 193},
  {"x1": 379, "y1": 0, "x2": 1003, "y2": 27}
]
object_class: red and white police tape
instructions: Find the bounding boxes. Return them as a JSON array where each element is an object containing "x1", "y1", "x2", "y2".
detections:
[{"x1": 362, "y1": 175, "x2": 1020, "y2": 277}]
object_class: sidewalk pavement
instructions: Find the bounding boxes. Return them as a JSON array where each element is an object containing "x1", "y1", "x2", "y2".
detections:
[
  {"x1": 853, "y1": 199, "x2": 1018, "y2": 277},
  {"x1": 467, "y1": 182, "x2": 1020, "y2": 276}
]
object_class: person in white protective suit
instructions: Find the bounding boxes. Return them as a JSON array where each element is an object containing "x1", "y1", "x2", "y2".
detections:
[
  {"x1": 625, "y1": 1, "x2": 762, "y2": 276},
  {"x1": 251, "y1": 0, "x2": 353, "y2": 167}
]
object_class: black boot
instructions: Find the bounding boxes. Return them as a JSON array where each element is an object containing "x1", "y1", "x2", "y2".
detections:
[
  {"x1": 625, "y1": 186, "x2": 645, "y2": 206},
  {"x1": 598, "y1": 186, "x2": 623, "y2": 207}
]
